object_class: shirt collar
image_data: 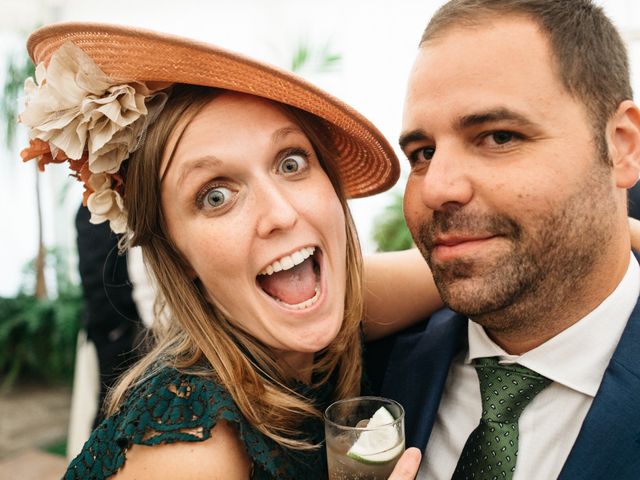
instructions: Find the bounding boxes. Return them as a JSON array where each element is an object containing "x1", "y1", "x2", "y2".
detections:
[{"x1": 467, "y1": 253, "x2": 640, "y2": 397}]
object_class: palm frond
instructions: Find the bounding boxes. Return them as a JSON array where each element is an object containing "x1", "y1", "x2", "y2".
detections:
[
  {"x1": 1, "y1": 54, "x2": 34, "y2": 148},
  {"x1": 290, "y1": 39, "x2": 342, "y2": 74}
]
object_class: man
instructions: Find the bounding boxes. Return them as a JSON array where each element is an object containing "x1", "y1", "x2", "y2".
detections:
[{"x1": 375, "y1": 1, "x2": 640, "y2": 479}]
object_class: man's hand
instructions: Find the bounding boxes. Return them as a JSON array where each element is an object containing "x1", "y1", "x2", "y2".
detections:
[{"x1": 388, "y1": 447, "x2": 422, "y2": 479}]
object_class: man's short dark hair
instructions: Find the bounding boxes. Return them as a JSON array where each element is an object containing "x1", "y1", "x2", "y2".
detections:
[{"x1": 421, "y1": 0, "x2": 633, "y2": 162}]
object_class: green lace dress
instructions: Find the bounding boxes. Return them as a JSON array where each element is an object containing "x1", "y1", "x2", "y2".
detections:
[{"x1": 63, "y1": 367, "x2": 330, "y2": 479}]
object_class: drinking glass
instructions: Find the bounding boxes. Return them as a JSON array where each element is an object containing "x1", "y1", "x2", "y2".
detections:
[{"x1": 324, "y1": 396, "x2": 405, "y2": 480}]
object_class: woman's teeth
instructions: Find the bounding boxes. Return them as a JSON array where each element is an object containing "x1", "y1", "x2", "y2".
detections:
[{"x1": 259, "y1": 247, "x2": 316, "y2": 275}]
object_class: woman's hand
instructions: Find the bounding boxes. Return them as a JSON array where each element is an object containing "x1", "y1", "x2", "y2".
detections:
[{"x1": 388, "y1": 447, "x2": 422, "y2": 480}]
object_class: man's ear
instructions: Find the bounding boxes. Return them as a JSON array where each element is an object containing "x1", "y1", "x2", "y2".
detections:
[{"x1": 609, "y1": 100, "x2": 640, "y2": 189}]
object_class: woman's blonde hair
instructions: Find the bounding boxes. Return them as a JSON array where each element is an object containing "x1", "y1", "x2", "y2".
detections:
[{"x1": 106, "y1": 84, "x2": 363, "y2": 449}]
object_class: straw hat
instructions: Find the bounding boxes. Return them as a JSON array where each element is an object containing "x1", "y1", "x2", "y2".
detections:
[{"x1": 26, "y1": 22, "x2": 400, "y2": 199}]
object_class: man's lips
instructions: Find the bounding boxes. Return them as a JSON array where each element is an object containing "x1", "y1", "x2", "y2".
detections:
[{"x1": 431, "y1": 234, "x2": 499, "y2": 262}]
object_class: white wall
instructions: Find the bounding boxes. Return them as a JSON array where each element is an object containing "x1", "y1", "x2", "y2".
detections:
[{"x1": 1, "y1": 0, "x2": 639, "y2": 296}]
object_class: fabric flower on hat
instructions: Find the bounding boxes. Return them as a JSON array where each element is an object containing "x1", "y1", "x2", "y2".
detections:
[
  {"x1": 19, "y1": 41, "x2": 169, "y2": 233},
  {"x1": 86, "y1": 173, "x2": 127, "y2": 234}
]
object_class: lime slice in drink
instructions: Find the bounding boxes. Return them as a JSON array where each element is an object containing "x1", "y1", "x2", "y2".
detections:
[{"x1": 346, "y1": 406, "x2": 403, "y2": 464}]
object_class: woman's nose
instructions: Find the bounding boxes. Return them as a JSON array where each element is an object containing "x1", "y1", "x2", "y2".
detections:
[{"x1": 255, "y1": 182, "x2": 299, "y2": 238}]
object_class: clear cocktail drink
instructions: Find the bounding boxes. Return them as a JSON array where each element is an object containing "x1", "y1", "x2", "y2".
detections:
[{"x1": 325, "y1": 396, "x2": 405, "y2": 480}]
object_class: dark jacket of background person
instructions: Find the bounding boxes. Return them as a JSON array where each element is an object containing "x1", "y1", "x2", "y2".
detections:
[{"x1": 75, "y1": 205, "x2": 141, "y2": 427}]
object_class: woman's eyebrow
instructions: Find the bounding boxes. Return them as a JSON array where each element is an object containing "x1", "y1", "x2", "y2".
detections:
[
  {"x1": 176, "y1": 155, "x2": 223, "y2": 188},
  {"x1": 271, "y1": 126, "x2": 304, "y2": 144},
  {"x1": 175, "y1": 127, "x2": 306, "y2": 188}
]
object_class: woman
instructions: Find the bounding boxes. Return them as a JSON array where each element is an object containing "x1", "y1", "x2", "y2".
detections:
[{"x1": 20, "y1": 23, "x2": 429, "y2": 479}]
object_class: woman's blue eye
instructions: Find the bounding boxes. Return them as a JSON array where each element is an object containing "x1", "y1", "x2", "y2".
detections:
[
  {"x1": 279, "y1": 154, "x2": 308, "y2": 174},
  {"x1": 205, "y1": 187, "x2": 231, "y2": 208}
]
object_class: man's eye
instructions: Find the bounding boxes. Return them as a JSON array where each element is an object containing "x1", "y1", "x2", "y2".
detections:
[
  {"x1": 278, "y1": 153, "x2": 308, "y2": 175},
  {"x1": 202, "y1": 186, "x2": 232, "y2": 209},
  {"x1": 409, "y1": 146, "x2": 435, "y2": 165},
  {"x1": 491, "y1": 131, "x2": 515, "y2": 145}
]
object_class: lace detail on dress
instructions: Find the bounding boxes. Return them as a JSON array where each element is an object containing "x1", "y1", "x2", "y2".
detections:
[{"x1": 63, "y1": 367, "x2": 328, "y2": 480}]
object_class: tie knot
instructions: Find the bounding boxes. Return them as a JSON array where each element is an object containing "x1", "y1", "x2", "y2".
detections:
[{"x1": 473, "y1": 357, "x2": 551, "y2": 424}]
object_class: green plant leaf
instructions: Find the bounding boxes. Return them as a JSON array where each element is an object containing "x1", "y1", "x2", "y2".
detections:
[
  {"x1": 291, "y1": 42, "x2": 311, "y2": 72},
  {"x1": 1, "y1": 54, "x2": 35, "y2": 148},
  {"x1": 372, "y1": 191, "x2": 414, "y2": 252},
  {"x1": 0, "y1": 251, "x2": 83, "y2": 390},
  {"x1": 290, "y1": 39, "x2": 342, "y2": 74}
]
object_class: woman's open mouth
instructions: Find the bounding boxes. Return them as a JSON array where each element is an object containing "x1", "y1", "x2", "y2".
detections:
[{"x1": 256, "y1": 246, "x2": 322, "y2": 310}]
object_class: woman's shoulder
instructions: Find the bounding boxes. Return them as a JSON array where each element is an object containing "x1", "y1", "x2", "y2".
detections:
[
  {"x1": 63, "y1": 366, "x2": 283, "y2": 479},
  {"x1": 110, "y1": 418, "x2": 251, "y2": 479}
]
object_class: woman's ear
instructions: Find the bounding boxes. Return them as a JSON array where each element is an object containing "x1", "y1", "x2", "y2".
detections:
[{"x1": 609, "y1": 100, "x2": 640, "y2": 189}]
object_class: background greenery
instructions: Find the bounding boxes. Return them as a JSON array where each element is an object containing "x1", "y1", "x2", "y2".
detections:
[
  {"x1": 1, "y1": 52, "x2": 82, "y2": 392},
  {"x1": 0, "y1": 249, "x2": 82, "y2": 391},
  {"x1": 372, "y1": 191, "x2": 413, "y2": 252}
]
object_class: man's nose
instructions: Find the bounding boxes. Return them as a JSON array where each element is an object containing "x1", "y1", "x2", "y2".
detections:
[{"x1": 417, "y1": 145, "x2": 473, "y2": 212}]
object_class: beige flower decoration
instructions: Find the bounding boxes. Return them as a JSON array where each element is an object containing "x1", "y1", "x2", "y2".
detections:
[
  {"x1": 19, "y1": 41, "x2": 169, "y2": 233},
  {"x1": 86, "y1": 173, "x2": 128, "y2": 234}
]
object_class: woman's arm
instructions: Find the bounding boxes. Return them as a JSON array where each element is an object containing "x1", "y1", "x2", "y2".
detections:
[
  {"x1": 363, "y1": 249, "x2": 443, "y2": 342},
  {"x1": 112, "y1": 420, "x2": 251, "y2": 479},
  {"x1": 630, "y1": 217, "x2": 640, "y2": 251}
]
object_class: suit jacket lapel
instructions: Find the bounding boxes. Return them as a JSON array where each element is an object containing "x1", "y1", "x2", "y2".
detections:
[
  {"x1": 380, "y1": 309, "x2": 467, "y2": 451},
  {"x1": 558, "y1": 297, "x2": 640, "y2": 479}
]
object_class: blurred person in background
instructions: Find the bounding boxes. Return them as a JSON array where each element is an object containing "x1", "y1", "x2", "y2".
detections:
[{"x1": 75, "y1": 204, "x2": 142, "y2": 429}]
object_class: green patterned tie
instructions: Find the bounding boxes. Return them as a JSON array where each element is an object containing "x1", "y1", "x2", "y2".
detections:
[{"x1": 451, "y1": 357, "x2": 551, "y2": 480}]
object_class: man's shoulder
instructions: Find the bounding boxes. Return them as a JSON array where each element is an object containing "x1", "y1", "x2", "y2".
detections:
[
  {"x1": 364, "y1": 308, "x2": 465, "y2": 394},
  {"x1": 373, "y1": 308, "x2": 464, "y2": 348}
]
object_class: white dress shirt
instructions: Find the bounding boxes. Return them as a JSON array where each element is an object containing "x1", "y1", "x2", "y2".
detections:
[{"x1": 418, "y1": 254, "x2": 640, "y2": 480}]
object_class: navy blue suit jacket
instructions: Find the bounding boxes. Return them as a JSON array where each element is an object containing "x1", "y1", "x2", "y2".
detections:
[{"x1": 375, "y1": 301, "x2": 640, "y2": 479}]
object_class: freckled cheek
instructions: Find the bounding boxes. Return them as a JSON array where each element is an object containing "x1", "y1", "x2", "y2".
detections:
[
  {"x1": 325, "y1": 194, "x2": 347, "y2": 240},
  {"x1": 301, "y1": 178, "x2": 344, "y2": 223},
  {"x1": 195, "y1": 242, "x2": 241, "y2": 277},
  {"x1": 177, "y1": 230, "x2": 237, "y2": 291},
  {"x1": 194, "y1": 251, "x2": 253, "y2": 315}
]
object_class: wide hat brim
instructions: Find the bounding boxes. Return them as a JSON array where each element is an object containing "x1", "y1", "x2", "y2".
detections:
[{"x1": 27, "y1": 22, "x2": 400, "y2": 198}]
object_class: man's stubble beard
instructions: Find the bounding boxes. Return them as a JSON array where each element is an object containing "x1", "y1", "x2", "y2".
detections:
[{"x1": 413, "y1": 163, "x2": 616, "y2": 338}]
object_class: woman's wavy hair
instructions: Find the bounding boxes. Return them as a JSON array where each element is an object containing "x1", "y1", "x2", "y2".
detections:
[{"x1": 106, "y1": 84, "x2": 363, "y2": 449}]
